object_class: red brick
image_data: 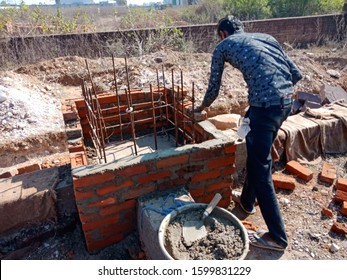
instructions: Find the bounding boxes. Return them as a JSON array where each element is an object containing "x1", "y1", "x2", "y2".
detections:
[
  {"x1": 319, "y1": 162, "x2": 336, "y2": 184},
  {"x1": 73, "y1": 172, "x2": 115, "y2": 188},
  {"x1": 68, "y1": 144, "x2": 85, "y2": 153},
  {"x1": 156, "y1": 154, "x2": 189, "y2": 169},
  {"x1": 88, "y1": 197, "x2": 117, "y2": 208},
  {"x1": 191, "y1": 169, "x2": 220, "y2": 183},
  {"x1": 157, "y1": 180, "x2": 174, "y2": 191},
  {"x1": 285, "y1": 160, "x2": 313, "y2": 181},
  {"x1": 219, "y1": 198, "x2": 231, "y2": 208},
  {"x1": 82, "y1": 215, "x2": 120, "y2": 232},
  {"x1": 190, "y1": 148, "x2": 222, "y2": 162},
  {"x1": 74, "y1": 189, "x2": 95, "y2": 201},
  {"x1": 221, "y1": 166, "x2": 236, "y2": 178},
  {"x1": 62, "y1": 103, "x2": 78, "y2": 121},
  {"x1": 331, "y1": 222, "x2": 347, "y2": 235},
  {"x1": 206, "y1": 181, "x2": 231, "y2": 192},
  {"x1": 86, "y1": 232, "x2": 125, "y2": 253},
  {"x1": 138, "y1": 170, "x2": 172, "y2": 184},
  {"x1": 334, "y1": 190, "x2": 347, "y2": 203},
  {"x1": 340, "y1": 201, "x2": 347, "y2": 217},
  {"x1": 96, "y1": 179, "x2": 133, "y2": 196},
  {"x1": 208, "y1": 156, "x2": 235, "y2": 169},
  {"x1": 336, "y1": 178, "x2": 347, "y2": 192},
  {"x1": 189, "y1": 188, "x2": 205, "y2": 198},
  {"x1": 198, "y1": 193, "x2": 223, "y2": 205},
  {"x1": 321, "y1": 207, "x2": 333, "y2": 218},
  {"x1": 17, "y1": 163, "x2": 41, "y2": 175},
  {"x1": 79, "y1": 212, "x2": 100, "y2": 223},
  {"x1": 0, "y1": 169, "x2": 18, "y2": 178},
  {"x1": 224, "y1": 144, "x2": 236, "y2": 154},
  {"x1": 122, "y1": 184, "x2": 156, "y2": 200},
  {"x1": 99, "y1": 200, "x2": 136, "y2": 217},
  {"x1": 272, "y1": 174, "x2": 296, "y2": 191},
  {"x1": 218, "y1": 188, "x2": 232, "y2": 208},
  {"x1": 70, "y1": 152, "x2": 88, "y2": 168},
  {"x1": 117, "y1": 164, "x2": 148, "y2": 177},
  {"x1": 100, "y1": 221, "x2": 134, "y2": 238}
]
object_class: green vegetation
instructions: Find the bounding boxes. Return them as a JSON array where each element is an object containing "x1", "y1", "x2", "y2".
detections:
[
  {"x1": 0, "y1": 1, "x2": 94, "y2": 36},
  {"x1": 119, "y1": 8, "x2": 186, "y2": 55},
  {"x1": 0, "y1": 0, "x2": 345, "y2": 37}
]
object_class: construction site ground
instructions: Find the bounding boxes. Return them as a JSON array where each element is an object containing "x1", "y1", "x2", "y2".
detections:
[{"x1": 0, "y1": 46, "x2": 347, "y2": 260}]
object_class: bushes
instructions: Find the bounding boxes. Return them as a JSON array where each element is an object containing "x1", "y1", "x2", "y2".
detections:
[{"x1": 0, "y1": 2, "x2": 95, "y2": 36}]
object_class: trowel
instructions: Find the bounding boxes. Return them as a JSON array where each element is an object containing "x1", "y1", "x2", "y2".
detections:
[{"x1": 182, "y1": 193, "x2": 222, "y2": 245}]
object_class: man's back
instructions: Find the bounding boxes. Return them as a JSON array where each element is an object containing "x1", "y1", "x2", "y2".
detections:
[{"x1": 213, "y1": 32, "x2": 301, "y2": 106}]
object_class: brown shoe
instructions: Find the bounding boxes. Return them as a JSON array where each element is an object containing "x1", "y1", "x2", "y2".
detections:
[{"x1": 248, "y1": 230, "x2": 286, "y2": 252}]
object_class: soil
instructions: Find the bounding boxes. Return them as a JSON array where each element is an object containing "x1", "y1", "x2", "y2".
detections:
[{"x1": 0, "y1": 44, "x2": 347, "y2": 260}]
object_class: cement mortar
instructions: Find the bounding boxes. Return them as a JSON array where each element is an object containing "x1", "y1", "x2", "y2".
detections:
[{"x1": 164, "y1": 208, "x2": 245, "y2": 260}]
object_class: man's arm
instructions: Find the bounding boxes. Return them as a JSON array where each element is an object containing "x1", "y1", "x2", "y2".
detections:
[
  {"x1": 195, "y1": 46, "x2": 225, "y2": 112},
  {"x1": 284, "y1": 53, "x2": 303, "y2": 85}
]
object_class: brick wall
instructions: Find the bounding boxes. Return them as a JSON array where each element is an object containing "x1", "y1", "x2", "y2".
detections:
[
  {"x1": 63, "y1": 85, "x2": 236, "y2": 252},
  {"x1": 72, "y1": 138, "x2": 236, "y2": 252},
  {"x1": 2, "y1": 13, "x2": 346, "y2": 67}
]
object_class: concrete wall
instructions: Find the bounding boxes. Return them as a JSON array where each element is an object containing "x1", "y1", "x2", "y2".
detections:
[{"x1": 1, "y1": 13, "x2": 346, "y2": 68}]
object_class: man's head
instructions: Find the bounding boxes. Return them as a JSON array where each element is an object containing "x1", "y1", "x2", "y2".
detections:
[{"x1": 217, "y1": 15, "x2": 243, "y2": 40}]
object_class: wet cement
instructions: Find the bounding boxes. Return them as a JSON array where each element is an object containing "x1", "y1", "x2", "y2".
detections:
[{"x1": 164, "y1": 208, "x2": 245, "y2": 260}]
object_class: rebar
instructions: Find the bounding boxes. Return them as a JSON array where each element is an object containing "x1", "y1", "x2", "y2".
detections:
[
  {"x1": 125, "y1": 88, "x2": 137, "y2": 156},
  {"x1": 191, "y1": 82, "x2": 196, "y2": 144},
  {"x1": 180, "y1": 70, "x2": 186, "y2": 144},
  {"x1": 84, "y1": 60, "x2": 107, "y2": 163},
  {"x1": 150, "y1": 84, "x2": 158, "y2": 150},
  {"x1": 112, "y1": 54, "x2": 123, "y2": 141}
]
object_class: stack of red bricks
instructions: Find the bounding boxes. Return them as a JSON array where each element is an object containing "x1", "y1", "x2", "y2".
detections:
[
  {"x1": 273, "y1": 160, "x2": 347, "y2": 235},
  {"x1": 61, "y1": 100, "x2": 88, "y2": 168}
]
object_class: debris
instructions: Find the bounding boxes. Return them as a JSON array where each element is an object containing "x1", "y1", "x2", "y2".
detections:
[
  {"x1": 320, "y1": 84, "x2": 347, "y2": 105},
  {"x1": 330, "y1": 243, "x2": 340, "y2": 253},
  {"x1": 326, "y1": 69, "x2": 341, "y2": 79}
]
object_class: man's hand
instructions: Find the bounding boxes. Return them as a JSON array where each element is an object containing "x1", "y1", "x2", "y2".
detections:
[{"x1": 193, "y1": 104, "x2": 206, "y2": 113}]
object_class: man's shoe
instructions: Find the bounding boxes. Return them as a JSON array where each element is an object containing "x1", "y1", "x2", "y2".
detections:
[
  {"x1": 231, "y1": 190, "x2": 256, "y2": 215},
  {"x1": 248, "y1": 230, "x2": 286, "y2": 252}
]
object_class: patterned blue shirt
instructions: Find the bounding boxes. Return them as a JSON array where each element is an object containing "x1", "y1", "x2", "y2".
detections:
[{"x1": 202, "y1": 31, "x2": 303, "y2": 107}]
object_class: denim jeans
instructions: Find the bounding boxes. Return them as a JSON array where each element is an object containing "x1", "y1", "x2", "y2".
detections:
[{"x1": 240, "y1": 103, "x2": 292, "y2": 248}]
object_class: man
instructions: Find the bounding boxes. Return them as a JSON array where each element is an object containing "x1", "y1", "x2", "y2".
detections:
[{"x1": 194, "y1": 15, "x2": 302, "y2": 251}]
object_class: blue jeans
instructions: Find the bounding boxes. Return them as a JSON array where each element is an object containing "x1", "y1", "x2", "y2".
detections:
[{"x1": 240, "y1": 103, "x2": 292, "y2": 248}]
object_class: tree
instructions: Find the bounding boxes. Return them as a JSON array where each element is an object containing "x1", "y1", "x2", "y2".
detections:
[
  {"x1": 116, "y1": 0, "x2": 127, "y2": 5},
  {"x1": 268, "y1": 0, "x2": 321, "y2": 17},
  {"x1": 224, "y1": 0, "x2": 271, "y2": 20}
]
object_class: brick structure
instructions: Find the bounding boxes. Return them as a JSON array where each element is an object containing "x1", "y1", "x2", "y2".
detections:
[{"x1": 65, "y1": 87, "x2": 236, "y2": 253}]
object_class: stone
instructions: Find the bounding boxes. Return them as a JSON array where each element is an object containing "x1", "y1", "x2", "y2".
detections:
[{"x1": 208, "y1": 114, "x2": 241, "y2": 130}]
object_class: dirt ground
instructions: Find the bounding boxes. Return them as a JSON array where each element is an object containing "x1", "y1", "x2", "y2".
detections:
[{"x1": 0, "y1": 45, "x2": 347, "y2": 260}]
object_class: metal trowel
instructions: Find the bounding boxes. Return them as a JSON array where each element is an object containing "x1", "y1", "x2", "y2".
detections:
[{"x1": 182, "y1": 193, "x2": 222, "y2": 245}]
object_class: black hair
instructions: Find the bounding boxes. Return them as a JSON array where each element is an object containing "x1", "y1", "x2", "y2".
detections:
[{"x1": 217, "y1": 15, "x2": 243, "y2": 35}]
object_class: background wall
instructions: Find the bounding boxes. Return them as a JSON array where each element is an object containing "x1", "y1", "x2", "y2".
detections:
[{"x1": 1, "y1": 13, "x2": 346, "y2": 68}]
